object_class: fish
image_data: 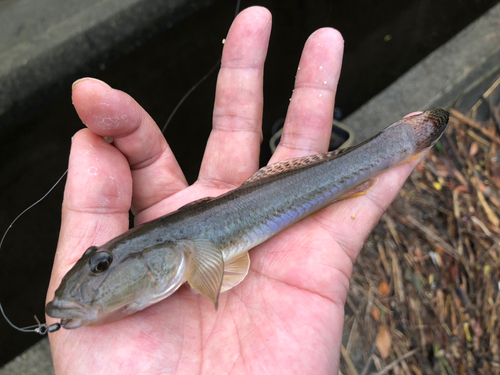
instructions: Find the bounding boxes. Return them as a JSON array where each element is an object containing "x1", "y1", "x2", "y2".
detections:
[{"x1": 45, "y1": 108, "x2": 449, "y2": 329}]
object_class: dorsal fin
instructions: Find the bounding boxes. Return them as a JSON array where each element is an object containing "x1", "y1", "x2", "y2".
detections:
[{"x1": 242, "y1": 148, "x2": 348, "y2": 186}]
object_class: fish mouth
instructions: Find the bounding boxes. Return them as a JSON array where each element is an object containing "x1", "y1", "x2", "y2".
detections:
[{"x1": 46, "y1": 298, "x2": 99, "y2": 329}]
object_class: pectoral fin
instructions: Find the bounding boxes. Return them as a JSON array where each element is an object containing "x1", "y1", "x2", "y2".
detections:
[
  {"x1": 220, "y1": 252, "x2": 250, "y2": 293},
  {"x1": 183, "y1": 239, "x2": 224, "y2": 310}
]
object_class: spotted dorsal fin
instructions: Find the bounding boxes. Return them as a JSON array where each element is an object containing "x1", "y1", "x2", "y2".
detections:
[{"x1": 242, "y1": 148, "x2": 348, "y2": 186}]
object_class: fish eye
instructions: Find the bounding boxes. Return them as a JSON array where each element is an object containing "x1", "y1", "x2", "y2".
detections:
[
  {"x1": 84, "y1": 246, "x2": 98, "y2": 256},
  {"x1": 89, "y1": 252, "x2": 113, "y2": 274}
]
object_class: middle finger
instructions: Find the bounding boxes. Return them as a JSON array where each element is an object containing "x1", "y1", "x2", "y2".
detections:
[{"x1": 198, "y1": 7, "x2": 272, "y2": 189}]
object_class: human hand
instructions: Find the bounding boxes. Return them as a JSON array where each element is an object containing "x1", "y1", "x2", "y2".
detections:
[{"x1": 46, "y1": 6, "x2": 420, "y2": 374}]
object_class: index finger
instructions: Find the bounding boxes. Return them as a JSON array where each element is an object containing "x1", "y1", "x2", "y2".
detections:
[{"x1": 72, "y1": 79, "x2": 188, "y2": 215}]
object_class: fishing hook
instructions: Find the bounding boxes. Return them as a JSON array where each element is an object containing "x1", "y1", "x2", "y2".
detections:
[{"x1": 0, "y1": 302, "x2": 60, "y2": 335}]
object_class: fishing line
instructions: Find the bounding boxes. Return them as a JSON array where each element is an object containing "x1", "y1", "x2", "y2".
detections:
[
  {"x1": 0, "y1": 150, "x2": 92, "y2": 334},
  {"x1": 1, "y1": 0, "x2": 242, "y2": 335},
  {"x1": 0, "y1": 167, "x2": 68, "y2": 334},
  {"x1": 161, "y1": 0, "x2": 241, "y2": 133},
  {"x1": 0, "y1": 303, "x2": 60, "y2": 335},
  {"x1": 324, "y1": 2, "x2": 334, "y2": 27}
]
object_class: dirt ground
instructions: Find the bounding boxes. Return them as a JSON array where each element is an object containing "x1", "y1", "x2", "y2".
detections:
[{"x1": 340, "y1": 79, "x2": 500, "y2": 375}]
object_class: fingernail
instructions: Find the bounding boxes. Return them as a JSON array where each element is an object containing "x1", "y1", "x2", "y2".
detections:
[{"x1": 72, "y1": 77, "x2": 112, "y2": 90}]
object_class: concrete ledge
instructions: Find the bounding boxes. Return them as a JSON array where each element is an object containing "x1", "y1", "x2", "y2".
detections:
[
  {"x1": 0, "y1": 339, "x2": 52, "y2": 375},
  {"x1": 0, "y1": 0, "x2": 216, "y2": 131},
  {"x1": 344, "y1": 2, "x2": 500, "y2": 143}
]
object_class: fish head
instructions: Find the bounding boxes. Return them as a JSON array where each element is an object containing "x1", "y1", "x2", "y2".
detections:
[{"x1": 46, "y1": 241, "x2": 188, "y2": 329}]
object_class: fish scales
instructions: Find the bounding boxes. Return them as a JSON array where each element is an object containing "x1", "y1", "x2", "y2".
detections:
[{"x1": 46, "y1": 109, "x2": 449, "y2": 329}]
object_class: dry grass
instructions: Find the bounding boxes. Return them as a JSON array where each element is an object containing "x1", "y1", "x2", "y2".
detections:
[{"x1": 340, "y1": 99, "x2": 500, "y2": 374}]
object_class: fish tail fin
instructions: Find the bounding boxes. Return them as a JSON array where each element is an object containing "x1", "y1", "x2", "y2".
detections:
[{"x1": 409, "y1": 109, "x2": 449, "y2": 153}]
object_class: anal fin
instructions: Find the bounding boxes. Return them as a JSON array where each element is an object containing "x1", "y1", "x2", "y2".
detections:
[
  {"x1": 304, "y1": 178, "x2": 379, "y2": 220},
  {"x1": 336, "y1": 177, "x2": 378, "y2": 202},
  {"x1": 220, "y1": 252, "x2": 250, "y2": 293}
]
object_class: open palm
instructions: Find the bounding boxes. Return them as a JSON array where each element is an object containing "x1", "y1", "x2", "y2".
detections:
[{"x1": 46, "y1": 7, "x2": 419, "y2": 374}]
